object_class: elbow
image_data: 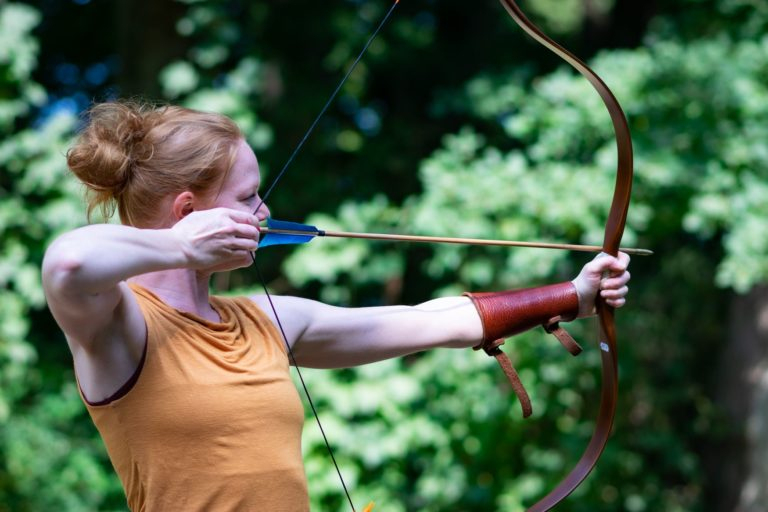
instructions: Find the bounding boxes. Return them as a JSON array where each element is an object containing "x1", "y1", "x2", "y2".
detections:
[{"x1": 42, "y1": 238, "x2": 87, "y2": 296}]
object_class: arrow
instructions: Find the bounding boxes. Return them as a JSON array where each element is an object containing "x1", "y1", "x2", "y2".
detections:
[{"x1": 259, "y1": 218, "x2": 653, "y2": 255}]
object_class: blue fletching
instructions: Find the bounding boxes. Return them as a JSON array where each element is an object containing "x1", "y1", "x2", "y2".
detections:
[
  {"x1": 267, "y1": 218, "x2": 318, "y2": 232},
  {"x1": 259, "y1": 218, "x2": 318, "y2": 248},
  {"x1": 259, "y1": 233, "x2": 312, "y2": 247}
]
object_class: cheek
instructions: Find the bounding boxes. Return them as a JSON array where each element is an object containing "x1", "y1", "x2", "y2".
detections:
[{"x1": 218, "y1": 194, "x2": 250, "y2": 210}]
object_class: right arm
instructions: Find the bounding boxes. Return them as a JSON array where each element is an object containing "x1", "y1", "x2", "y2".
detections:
[
  {"x1": 42, "y1": 225, "x2": 187, "y2": 403},
  {"x1": 42, "y1": 225, "x2": 187, "y2": 348},
  {"x1": 42, "y1": 208, "x2": 260, "y2": 401}
]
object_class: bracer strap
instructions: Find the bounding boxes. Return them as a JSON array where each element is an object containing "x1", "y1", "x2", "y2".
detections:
[{"x1": 466, "y1": 282, "x2": 581, "y2": 418}]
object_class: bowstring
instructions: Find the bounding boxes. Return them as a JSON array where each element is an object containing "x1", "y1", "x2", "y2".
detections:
[
  {"x1": 257, "y1": 0, "x2": 401, "y2": 208},
  {"x1": 253, "y1": 263, "x2": 356, "y2": 508},
  {"x1": 251, "y1": 2, "x2": 401, "y2": 511}
]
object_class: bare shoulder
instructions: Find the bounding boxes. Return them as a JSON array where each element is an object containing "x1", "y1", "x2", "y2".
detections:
[{"x1": 248, "y1": 294, "x2": 320, "y2": 348}]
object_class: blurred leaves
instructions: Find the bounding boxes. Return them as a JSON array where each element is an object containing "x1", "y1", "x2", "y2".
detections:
[
  {"x1": 0, "y1": 4, "x2": 40, "y2": 83},
  {"x1": 3, "y1": 384, "x2": 122, "y2": 511},
  {"x1": 0, "y1": 3, "x2": 46, "y2": 129},
  {"x1": 0, "y1": 3, "x2": 101, "y2": 510}
]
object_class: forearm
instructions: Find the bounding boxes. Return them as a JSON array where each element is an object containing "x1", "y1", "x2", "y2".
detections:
[
  {"x1": 288, "y1": 296, "x2": 483, "y2": 369},
  {"x1": 405, "y1": 296, "x2": 484, "y2": 349},
  {"x1": 43, "y1": 224, "x2": 186, "y2": 295}
]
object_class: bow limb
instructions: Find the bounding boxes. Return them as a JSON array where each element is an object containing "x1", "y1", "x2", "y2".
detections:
[{"x1": 499, "y1": 1, "x2": 633, "y2": 510}]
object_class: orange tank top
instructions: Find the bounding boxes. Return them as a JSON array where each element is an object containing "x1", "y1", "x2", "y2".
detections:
[{"x1": 82, "y1": 284, "x2": 308, "y2": 511}]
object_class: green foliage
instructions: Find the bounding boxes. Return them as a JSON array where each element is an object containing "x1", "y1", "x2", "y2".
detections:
[
  {"x1": 159, "y1": 2, "x2": 273, "y2": 151},
  {"x1": 0, "y1": 4, "x2": 46, "y2": 128},
  {"x1": 3, "y1": 384, "x2": 122, "y2": 512},
  {"x1": 0, "y1": 3, "x2": 119, "y2": 510},
  {"x1": 459, "y1": 34, "x2": 768, "y2": 292},
  {"x1": 525, "y1": 0, "x2": 616, "y2": 35},
  {"x1": 0, "y1": 1, "x2": 40, "y2": 420},
  {"x1": 671, "y1": 36, "x2": 768, "y2": 292},
  {"x1": 296, "y1": 330, "x2": 617, "y2": 511},
  {"x1": 161, "y1": 57, "x2": 273, "y2": 151},
  {"x1": 284, "y1": 197, "x2": 405, "y2": 304}
]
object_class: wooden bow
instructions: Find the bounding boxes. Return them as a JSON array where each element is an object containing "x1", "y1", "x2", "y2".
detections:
[
  {"x1": 255, "y1": 1, "x2": 633, "y2": 510},
  {"x1": 499, "y1": 1, "x2": 634, "y2": 510}
]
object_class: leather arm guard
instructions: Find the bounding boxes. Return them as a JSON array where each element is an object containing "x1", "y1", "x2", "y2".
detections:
[
  {"x1": 464, "y1": 282, "x2": 582, "y2": 418},
  {"x1": 464, "y1": 281, "x2": 580, "y2": 346}
]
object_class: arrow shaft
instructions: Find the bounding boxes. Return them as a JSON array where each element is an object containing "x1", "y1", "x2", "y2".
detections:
[{"x1": 259, "y1": 227, "x2": 652, "y2": 255}]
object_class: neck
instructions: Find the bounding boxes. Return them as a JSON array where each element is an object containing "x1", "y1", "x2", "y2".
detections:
[{"x1": 129, "y1": 269, "x2": 219, "y2": 322}]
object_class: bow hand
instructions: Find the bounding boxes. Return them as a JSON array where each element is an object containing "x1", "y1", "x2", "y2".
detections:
[{"x1": 571, "y1": 252, "x2": 631, "y2": 317}]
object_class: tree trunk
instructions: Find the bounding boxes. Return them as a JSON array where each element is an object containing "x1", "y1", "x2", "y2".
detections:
[
  {"x1": 716, "y1": 285, "x2": 768, "y2": 511},
  {"x1": 115, "y1": 0, "x2": 188, "y2": 98}
]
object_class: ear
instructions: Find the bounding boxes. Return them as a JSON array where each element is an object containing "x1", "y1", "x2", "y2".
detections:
[{"x1": 171, "y1": 191, "x2": 196, "y2": 220}]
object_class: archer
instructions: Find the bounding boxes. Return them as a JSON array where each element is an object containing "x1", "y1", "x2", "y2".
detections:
[{"x1": 42, "y1": 100, "x2": 630, "y2": 511}]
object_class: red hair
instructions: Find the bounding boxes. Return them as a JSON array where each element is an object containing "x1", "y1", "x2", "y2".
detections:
[{"x1": 67, "y1": 101, "x2": 242, "y2": 227}]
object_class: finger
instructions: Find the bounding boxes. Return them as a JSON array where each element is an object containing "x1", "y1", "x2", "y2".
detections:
[
  {"x1": 594, "y1": 251, "x2": 630, "y2": 268},
  {"x1": 600, "y1": 270, "x2": 631, "y2": 290},
  {"x1": 217, "y1": 218, "x2": 259, "y2": 240},
  {"x1": 230, "y1": 224, "x2": 261, "y2": 241},
  {"x1": 600, "y1": 285, "x2": 629, "y2": 300},
  {"x1": 588, "y1": 254, "x2": 620, "y2": 277},
  {"x1": 594, "y1": 254, "x2": 629, "y2": 280},
  {"x1": 229, "y1": 237, "x2": 260, "y2": 252},
  {"x1": 224, "y1": 208, "x2": 260, "y2": 226},
  {"x1": 610, "y1": 251, "x2": 631, "y2": 272},
  {"x1": 617, "y1": 251, "x2": 631, "y2": 265},
  {"x1": 603, "y1": 296, "x2": 627, "y2": 308}
]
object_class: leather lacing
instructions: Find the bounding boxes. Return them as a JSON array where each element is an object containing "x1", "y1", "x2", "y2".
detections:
[{"x1": 474, "y1": 317, "x2": 582, "y2": 419}]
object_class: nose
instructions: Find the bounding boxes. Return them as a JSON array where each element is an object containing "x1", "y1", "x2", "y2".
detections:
[{"x1": 255, "y1": 199, "x2": 270, "y2": 221}]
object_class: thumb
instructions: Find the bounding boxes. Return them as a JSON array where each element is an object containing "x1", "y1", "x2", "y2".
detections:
[{"x1": 591, "y1": 253, "x2": 624, "y2": 275}]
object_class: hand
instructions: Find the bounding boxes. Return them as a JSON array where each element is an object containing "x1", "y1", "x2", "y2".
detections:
[
  {"x1": 170, "y1": 208, "x2": 261, "y2": 272},
  {"x1": 571, "y1": 252, "x2": 631, "y2": 318}
]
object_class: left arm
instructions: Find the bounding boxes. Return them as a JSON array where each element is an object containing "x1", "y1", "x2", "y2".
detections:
[
  {"x1": 251, "y1": 294, "x2": 483, "y2": 368},
  {"x1": 251, "y1": 252, "x2": 630, "y2": 369}
]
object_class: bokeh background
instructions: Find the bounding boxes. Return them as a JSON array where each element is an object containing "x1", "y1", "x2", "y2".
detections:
[{"x1": 1, "y1": 0, "x2": 767, "y2": 510}]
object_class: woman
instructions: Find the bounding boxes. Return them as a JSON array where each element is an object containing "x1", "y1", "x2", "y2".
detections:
[{"x1": 42, "y1": 101, "x2": 631, "y2": 511}]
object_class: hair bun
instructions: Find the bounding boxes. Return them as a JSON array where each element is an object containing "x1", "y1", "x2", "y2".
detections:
[{"x1": 67, "y1": 101, "x2": 155, "y2": 195}]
